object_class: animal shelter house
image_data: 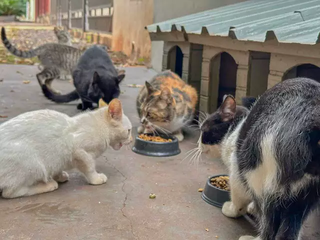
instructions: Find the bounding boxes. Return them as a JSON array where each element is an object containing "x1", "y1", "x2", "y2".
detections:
[{"x1": 146, "y1": 0, "x2": 320, "y2": 113}]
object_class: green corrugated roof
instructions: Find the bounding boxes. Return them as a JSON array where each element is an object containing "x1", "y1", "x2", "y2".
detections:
[{"x1": 146, "y1": 0, "x2": 320, "y2": 44}]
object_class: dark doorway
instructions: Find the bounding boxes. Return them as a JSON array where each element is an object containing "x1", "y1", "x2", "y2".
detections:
[
  {"x1": 167, "y1": 46, "x2": 183, "y2": 78},
  {"x1": 283, "y1": 64, "x2": 320, "y2": 82},
  {"x1": 209, "y1": 52, "x2": 237, "y2": 112}
]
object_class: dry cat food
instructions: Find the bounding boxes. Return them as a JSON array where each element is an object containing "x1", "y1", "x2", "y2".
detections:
[
  {"x1": 138, "y1": 134, "x2": 172, "y2": 143},
  {"x1": 210, "y1": 176, "x2": 230, "y2": 191}
]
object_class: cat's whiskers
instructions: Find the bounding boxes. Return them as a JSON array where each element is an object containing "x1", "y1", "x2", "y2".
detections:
[{"x1": 181, "y1": 148, "x2": 199, "y2": 163}]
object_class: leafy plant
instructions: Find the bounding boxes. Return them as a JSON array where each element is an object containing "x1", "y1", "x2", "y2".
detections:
[{"x1": 0, "y1": 0, "x2": 27, "y2": 17}]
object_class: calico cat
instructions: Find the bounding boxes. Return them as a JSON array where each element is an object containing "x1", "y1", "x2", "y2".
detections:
[
  {"x1": 54, "y1": 26, "x2": 72, "y2": 46},
  {"x1": 41, "y1": 45, "x2": 125, "y2": 111},
  {"x1": 136, "y1": 70, "x2": 198, "y2": 141},
  {"x1": 199, "y1": 78, "x2": 320, "y2": 240},
  {"x1": 1, "y1": 27, "x2": 82, "y2": 95},
  {"x1": 0, "y1": 98, "x2": 132, "y2": 198}
]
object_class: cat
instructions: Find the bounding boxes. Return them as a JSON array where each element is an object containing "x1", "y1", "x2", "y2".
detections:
[
  {"x1": 0, "y1": 98, "x2": 132, "y2": 199},
  {"x1": 136, "y1": 70, "x2": 198, "y2": 141},
  {"x1": 54, "y1": 26, "x2": 72, "y2": 46},
  {"x1": 1, "y1": 27, "x2": 82, "y2": 95},
  {"x1": 199, "y1": 78, "x2": 320, "y2": 240},
  {"x1": 40, "y1": 45, "x2": 125, "y2": 111}
]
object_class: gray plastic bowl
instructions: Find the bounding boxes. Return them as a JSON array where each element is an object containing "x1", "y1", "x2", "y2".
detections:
[
  {"x1": 201, "y1": 174, "x2": 230, "y2": 208},
  {"x1": 132, "y1": 133, "x2": 181, "y2": 157}
]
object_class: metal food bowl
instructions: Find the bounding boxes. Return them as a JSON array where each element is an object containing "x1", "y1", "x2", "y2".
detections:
[
  {"x1": 132, "y1": 133, "x2": 181, "y2": 157},
  {"x1": 201, "y1": 174, "x2": 230, "y2": 208}
]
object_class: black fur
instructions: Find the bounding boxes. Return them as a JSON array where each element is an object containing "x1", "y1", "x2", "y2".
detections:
[
  {"x1": 201, "y1": 78, "x2": 320, "y2": 239},
  {"x1": 41, "y1": 45, "x2": 125, "y2": 110}
]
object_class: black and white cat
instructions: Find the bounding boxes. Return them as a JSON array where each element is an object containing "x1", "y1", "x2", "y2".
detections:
[{"x1": 200, "y1": 78, "x2": 320, "y2": 240}]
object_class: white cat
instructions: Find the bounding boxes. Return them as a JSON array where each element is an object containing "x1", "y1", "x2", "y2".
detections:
[{"x1": 0, "y1": 98, "x2": 132, "y2": 198}]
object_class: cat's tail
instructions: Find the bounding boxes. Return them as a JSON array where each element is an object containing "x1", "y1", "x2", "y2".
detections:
[
  {"x1": 1, "y1": 27, "x2": 38, "y2": 58},
  {"x1": 41, "y1": 84, "x2": 79, "y2": 103}
]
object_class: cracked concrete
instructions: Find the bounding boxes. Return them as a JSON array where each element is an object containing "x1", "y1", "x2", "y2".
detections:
[{"x1": 0, "y1": 65, "x2": 319, "y2": 240}]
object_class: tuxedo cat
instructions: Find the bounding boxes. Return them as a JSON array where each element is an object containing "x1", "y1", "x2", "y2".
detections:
[{"x1": 200, "y1": 78, "x2": 320, "y2": 240}]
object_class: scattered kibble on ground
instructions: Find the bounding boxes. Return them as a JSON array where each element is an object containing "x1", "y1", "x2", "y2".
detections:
[
  {"x1": 205, "y1": 228, "x2": 209, "y2": 232},
  {"x1": 210, "y1": 176, "x2": 230, "y2": 191},
  {"x1": 149, "y1": 193, "x2": 156, "y2": 199},
  {"x1": 139, "y1": 134, "x2": 172, "y2": 143},
  {"x1": 198, "y1": 188, "x2": 204, "y2": 192}
]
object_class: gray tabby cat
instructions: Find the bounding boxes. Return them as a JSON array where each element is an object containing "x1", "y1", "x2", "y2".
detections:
[
  {"x1": 54, "y1": 26, "x2": 72, "y2": 46},
  {"x1": 1, "y1": 27, "x2": 82, "y2": 95}
]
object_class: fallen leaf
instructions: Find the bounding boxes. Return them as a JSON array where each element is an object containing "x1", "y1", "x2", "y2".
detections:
[
  {"x1": 149, "y1": 193, "x2": 156, "y2": 199},
  {"x1": 16, "y1": 70, "x2": 23, "y2": 75},
  {"x1": 23, "y1": 80, "x2": 30, "y2": 84},
  {"x1": 127, "y1": 84, "x2": 143, "y2": 88},
  {"x1": 0, "y1": 115, "x2": 8, "y2": 118}
]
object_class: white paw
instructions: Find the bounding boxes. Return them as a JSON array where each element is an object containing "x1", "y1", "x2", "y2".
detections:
[
  {"x1": 47, "y1": 180, "x2": 59, "y2": 191},
  {"x1": 137, "y1": 126, "x2": 144, "y2": 134},
  {"x1": 174, "y1": 132, "x2": 184, "y2": 142},
  {"x1": 55, "y1": 171, "x2": 69, "y2": 183},
  {"x1": 222, "y1": 201, "x2": 244, "y2": 218},
  {"x1": 89, "y1": 173, "x2": 108, "y2": 185},
  {"x1": 239, "y1": 236, "x2": 255, "y2": 240},
  {"x1": 247, "y1": 202, "x2": 256, "y2": 216}
]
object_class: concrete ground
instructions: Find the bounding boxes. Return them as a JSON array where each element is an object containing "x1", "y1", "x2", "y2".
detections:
[{"x1": 0, "y1": 65, "x2": 319, "y2": 240}]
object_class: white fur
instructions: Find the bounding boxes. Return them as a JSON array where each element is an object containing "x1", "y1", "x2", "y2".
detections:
[
  {"x1": 0, "y1": 106, "x2": 132, "y2": 198},
  {"x1": 245, "y1": 132, "x2": 278, "y2": 198}
]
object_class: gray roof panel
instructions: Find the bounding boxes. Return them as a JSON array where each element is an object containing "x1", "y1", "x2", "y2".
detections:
[{"x1": 147, "y1": 0, "x2": 320, "y2": 44}]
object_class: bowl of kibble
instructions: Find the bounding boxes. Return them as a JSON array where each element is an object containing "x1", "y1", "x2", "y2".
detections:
[
  {"x1": 201, "y1": 174, "x2": 230, "y2": 208},
  {"x1": 132, "y1": 133, "x2": 181, "y2": 157}
]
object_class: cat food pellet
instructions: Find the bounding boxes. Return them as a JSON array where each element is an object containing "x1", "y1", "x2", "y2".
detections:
[
  {"x1": 198, "y1": 188, "x2": 204, "y2": 192},
  {"x1": 205, "y1": 228, "x2": 209, "y2": 232},
  {"x1": 149, "y1": 193, "x2": 156, "y2": 199},
  {"x1": 139, "y1": 134, "x2": 172, "y2": 143},
  {"x1": 210, "y1": 176, "x2": 230, "y2": 191}
]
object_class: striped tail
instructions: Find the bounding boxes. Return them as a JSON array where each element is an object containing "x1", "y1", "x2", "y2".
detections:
[{"x1": 1, "y1": 27, "x2": 37, "y2": 58}]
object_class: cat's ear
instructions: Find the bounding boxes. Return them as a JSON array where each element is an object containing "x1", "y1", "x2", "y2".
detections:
[
  {"x1": 108, "y1": 98, "x2": 123, "y2": 121},
  {"x1": 99, "y1": 98, "x2": 108, "y2": 108},
  {"x1": 145, "y1": 81, "x2": 155, "y2": 95},
  {"x1": 160, "y1": 87, "x2": 172, "y2": 102},
  {"x1": 117, "y1": 69, "x2": 125, "y2": 84},
  {"x1": 220, "y1": 95, "x2": 236, "y2": 122},
  {"x1": 92, "y1": 72, "x2": 100, "y2": 84}
]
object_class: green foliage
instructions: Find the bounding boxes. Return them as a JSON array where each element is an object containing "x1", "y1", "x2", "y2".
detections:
[{"x1": 0, "y1": 0, "x2": 27, "y2": 17}]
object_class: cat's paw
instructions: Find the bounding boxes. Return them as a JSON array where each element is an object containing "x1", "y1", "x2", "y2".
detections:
[
  {"x1": 137, "y1": 126, "x2": 144, "y2": 134},
  {"x1": 222, "y1": 201, "x2": 244, "y2": 218},
  {"x1": 55, "y1": 171, "x2": 69, "y2": 183},
  {"x1": 174, "y1": 132, "x2": 184, "y2": 142},
  {"x1": 89, "y1": 173, "x2": 108, "y2": 185},
  {"x1": 52, "y1": 90, "x2": 62, "y2": 95},
  {"x1": 47, "y1": 180, "x2": 59, "y2": 191},
  {"x1": 77, "y1": 103, "x2": 83, "y2": 110},
  {"x1": 247, "y1": 202, "x2": 256, "y2": 216}
]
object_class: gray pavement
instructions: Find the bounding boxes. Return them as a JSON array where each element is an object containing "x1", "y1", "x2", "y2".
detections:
[{"x1": 0, "y1": 65, "x2": 318, "y2": 240}]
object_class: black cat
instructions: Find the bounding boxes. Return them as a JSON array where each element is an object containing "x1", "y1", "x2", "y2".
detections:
[{"x1": 41, "y1": 45, "x2": 125, "y2": 110}]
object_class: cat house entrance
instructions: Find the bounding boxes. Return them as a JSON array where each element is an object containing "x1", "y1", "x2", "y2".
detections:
[
  {"x1": 167, "y1": 46, "x2": 183, "y2": 78},
  {"x1": 283, "y1": 64, "x2": 320, "y2": 82},
  {"x1": 209, "y1": 52, "x2": 237, "y2": 113}
]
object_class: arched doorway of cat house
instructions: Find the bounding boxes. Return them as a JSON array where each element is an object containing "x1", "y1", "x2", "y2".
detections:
[
  {"x1": 282, "y1": 64, "x2": 320, "y2": 82},
  {"x1": 208, "y1": 52, "x2": 237, "y2": 113},
  {"x1": 167, "y1": 46, "x2": 183, "y2": 78}
]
